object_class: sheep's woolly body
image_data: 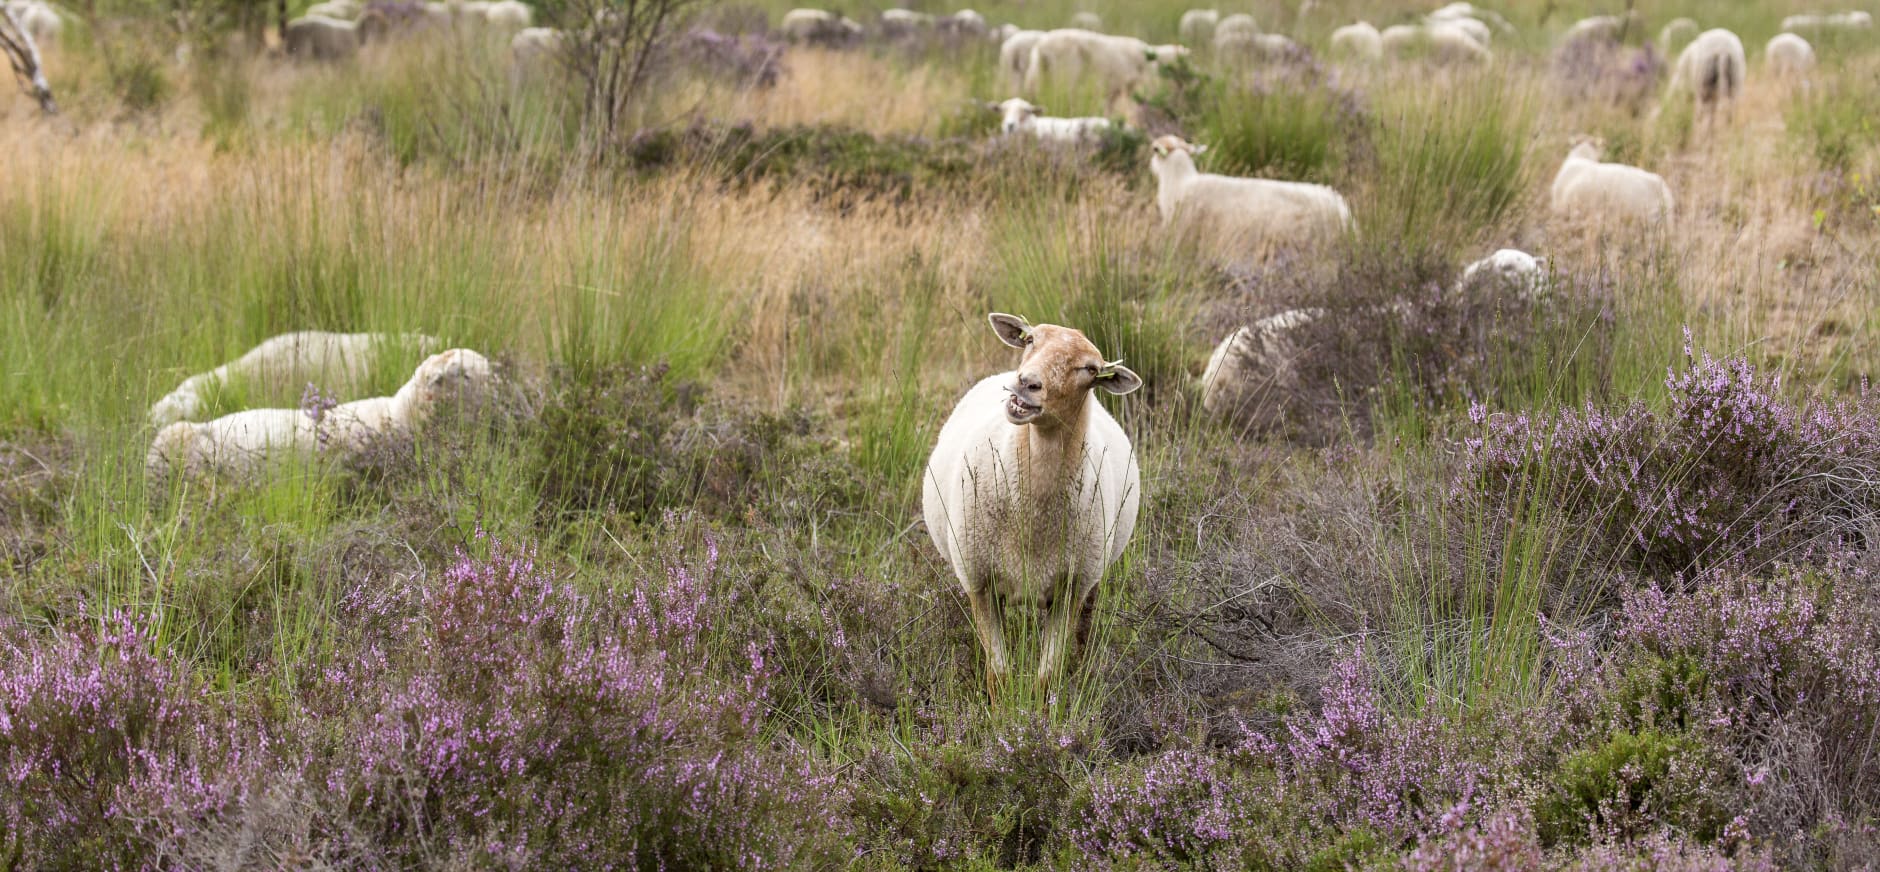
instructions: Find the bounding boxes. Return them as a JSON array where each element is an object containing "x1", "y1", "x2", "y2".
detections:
[
  {"x1": 1023, "y1": 29, "x2": 1186, "y2": 102},
  {"x1": 1199, "y1": 309, "x2": 1323, "y2": 428},
  {"x1": 998, "y1": 29, "x2": 1044, "y2": 91},
  {"x1": 1456, "y1": 248, "x2": 1550, "y2": 300},
  {"x1": 284, "y1": 15, "x2": 362, "y2": 59},
  {"x1": 779, "y1": 8, "x2": 860, "y2": 45},
  {"x1": 1150, "y1": 135, "x2": 1352, "y2": 257},
  {"x1": 149, "y1": 331, "x2": 439, "y2": 427},
  {"x1": 1658, "y1": 17, "x2": 1699, "y2": 54},
  {"x1": 1550, "y1": 142, "x2": 1674, "y2": 226},
  {"x1": 1780, "y1": 11, "x2": 1873, "y2": 32},
  {"x1": 1668, "y1": 29, "x2": 1746, "y2": 118},
  {"x1": 1330, "y1": 21, "x2": 1383, "y2": 60},
  {"x1": 1179, "y1": 8, "x2": 1218, "y2": 45},
  {"x1": 3, "y1": 1, "x2": 61, "y2": 44},
  {"x1": 1382, "y1": 21, "x2": 1491, "y2": 64},
  {"x1": 1765, "y1": 33, "x2": 1814, "y2": 77},
  {"x1": 994, "y1": 98, "x2": 1111, "y2": 144},
  {"x1": 510, "y1": 26, "x2": 562, "y2": 66}
]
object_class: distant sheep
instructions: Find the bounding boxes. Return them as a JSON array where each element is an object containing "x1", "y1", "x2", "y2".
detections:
[
  {"x1": 1560, "y1": 12, "x2": 1641, "y2": 46},
  {"x1": 922, "y1": 313, "x2": 1142, "y2": 696},
  {"x1": 149, "y1": 331, "x2": 439, "y2": 428},
  {"x1": 148, "y1": 348, "x2": 495, "y2": 484},
  {"x1": 940, "y1": 9, "x2": 987, "y2": 39},
  {"x1": 1454, "y1": 248, "x2": 1549, "y2": 300},
  {"x1": 1780, "y1": 11, "x2": 1873, "y2": 32},
  {"x1": 1068, "y1": 11, "x2": 1102, "y2": 30},
  {"x1": 510, "y1": 26, "x2": 562, "y2": 68},
  {"x1": 1217, "y1": 28, "x2": 1298, "y2": 62},
  {"x1": 1658, "y1": 17, "x2": 1699, "y2": 53},
  {"x1": 284, "y1": 14, "x2": 364, "y2": 59},
  {"x1": 1150, "y1": 134, "x2": 1352, "y2": 257},
  {"x1": 991, "y1": 97, "x2": 1111, "y2": 143},
  {"x1": 1199, "y1": 308, "x2": 1322, "y2": 430},
  {"x1": 1179, "y1": 8, "x2": 1218, "y2": 45},
  {"x1": 1213, "y1": 12, "x2": 1258, "y2": 44},
  {"x1": 1550, "y1": 139, "x2": 1673, "y2": 226},
  {"x1": 482, "y1": 0, "x2": 530, "y2": 31},
  {"x1": 1765, "y1": 32, "x2": 1815, "y2": 77},
  {"x1": 1330, "y1": 21, "x2": 1382, "y2": 60},
  {"x1": 779, "y1": 8, "x2": 861, "y2": 46},
  {"x1": 1427, "y1": 2, "x2": 1513, "y2": 35},
  {"x1": 879, "y1": 8, "x2": 935, "y2": 39},
  {"x1": 1668, "y1": 28, "x2": 1746, "y2": 124},
  {"x1": 1024, "y1": 29, "x2": 1187, "y2": 105},
  {"x1": 1382, "y1": 21, "x2": 1491, "y2": 64},
  {"x1": 303, "y1": 0, "x2": 360, "y2": 20}
]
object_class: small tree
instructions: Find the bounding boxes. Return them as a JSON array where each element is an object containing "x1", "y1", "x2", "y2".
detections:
[
  {"x1": 0, "y1": 5, "x2": 55, "y2": 113},
  {"x1": 547, "y1": 0, "x2": 699, "y2": 147}
]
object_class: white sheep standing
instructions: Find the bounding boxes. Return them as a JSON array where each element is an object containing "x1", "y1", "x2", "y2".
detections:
[
  {"x1": 923, "y1": 313, "x2": 1141, "y2": 696},
  {"x1": 1212, "y1": 12, "x2": 1258, "y2": 46},
  {"x1": 1454, "y1": 248, "x2": 1550, "y2": 300},
  {"x1": 941, "y1": 9, "x2": 987, "y2": 39},
  {"x1": 1560, "y1": 12, "x2": 1641, "y2": 46},
  {"x1": 779, "y1": 8, "x2": 861, "y2": 46},
  {"x1": 1667, "y1": 28, "x2": 1746, "y2": 125},
  {"x1": 302, "y1": 0, "x2": 360, "y2": 19},
  {"x1": 1781, "y1": 11, "x2": 1873, "y2": 32},
  {"x1": 1024, "y1": 29, "x2": 1187, "y2": 106},
  {"x1": 1199, "y1": 308, "x2": 1323, "y2": 429},
  {"x1": 1218, "y1": 29, "x2": 1299, "y2": 63},
  {"x1": 1382, "y1": 22, "x2": 1492, "y2": 64},
  {"x1": 1428, "y1": 2, "x2": 1514, "y2": 35},
  {"x1": 148, "y1": 348, "x2": 495, "y2": 484},
  {"x1": 1765, "y1": 32, "x2": 1815, "y2": 77},
  {"x1": 998, "y1": 28, "x2": 1044, "y2": 92},
  {"x1": 1179, "y1": 8, "x2": 1218, "y2": 46},
  {"x1": 284, "y1": 14, "x2": 365, "y2": 59},
  {"x1": 149, "y1": 331, "x2": 440, "y2": 428},
  {"x1": 1150, "y1": 135, "x2": 1352, "y2": 256},
  {"x1": 991, "y1": 98, "x2": 1112, "y2": 144},
  {"x1": 879, "y1": 8, "x2": 936, "y2": 39},
  {"x1": 1658, "y1": 17, "x2": 1699, "y2": 53},
  {"x1": 1549, "y1": 139, "x2": 1674, "y2": 227},
  {"x1": 510, "y1": 26, "x2": 562, "y2": 69},
  {"x1": 482, "y1": 0, "x2": 531, "y2": 31},
  {"x1": 1330, "y1": 21, "x2": 1383, "y2": 60}
]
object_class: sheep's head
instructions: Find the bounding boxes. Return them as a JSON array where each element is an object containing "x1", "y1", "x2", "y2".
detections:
[
  {"x1": 149, "y1": 389, "x2": 204, "y2": 428},
  {"x1": 1566, "y1": 134, "x2": 1603, "y2": 160},
  {"x1": 406, "y1": 348, "x2": 496, "y2": 412},
  {"x1": 146, "y1": 422, "x2": 199, "y2": 485},
  {"x1": 988, "y1": 313, "x2": 1140, "y2": 428},
  {"x1": 1150, "y1": 134, "x2": 1205, "y2": 175},
  {"x1": 994, "y1": 98, "x2": 1041, "y2": 133},
  {"x1": 1146, "y1": 43, "x2": 1189, "y2": 65}
]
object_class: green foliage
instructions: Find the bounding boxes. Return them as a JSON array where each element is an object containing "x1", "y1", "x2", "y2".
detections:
[
  {"x1": 1363, "y1": 80, "x2": 1533, "y2": 250},
  {"x1": 1539, "y1": 728, "x2": 1726, "y2": 847},
  {"x1": 1194, "y1": 79, "x2": 1364, "y2": 184}
]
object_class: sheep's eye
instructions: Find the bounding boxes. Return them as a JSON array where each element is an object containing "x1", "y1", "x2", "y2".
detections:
[{"x1": 1084, "y1": 364, "x2": 1100, "y2": 374}]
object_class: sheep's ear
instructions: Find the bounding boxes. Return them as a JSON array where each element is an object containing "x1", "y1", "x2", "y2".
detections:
[
  {"x1": 1096, "y1": 360, "x2": 1142, "y2": 395},
  {"x1": 988, "y1": 313, "x2": 1032, "y2": 348}
]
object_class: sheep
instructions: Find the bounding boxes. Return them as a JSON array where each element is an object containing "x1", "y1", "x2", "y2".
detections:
[
  {"x1": 1765, "y1": 32, "x2": 1815, "y2": 77},
  {"x1": 510, "y1": 26, "x2": 562, "y2": 68},
  {"x1": 1549, "y1": 138, "x2": 1674, "y2": 227},
  {"x1": 1199, "y1": 308, "x2": 1322, "y2": 430},
  {"x1": 1382, "y1": 22, "x2": 1491, "y2": 64},
  {"x1": 148, "y1": 331, "x2": 440, "y2": 428},
  {"x1": 147, "y1": 348, "x2": 495, "y2": 484},
  {"x1": 1214, "y1": 12, "x2": 1258, "y2": 43},
  {"x1": 1217, "y1": 29, "x2": 1298, "y2": 63},
  {"x1": 1149, "y1": 135, "x2": 1352, "y2": 257},
  {"x1": 879, "y1": 8, "x2": 935, "y2": 39},
  {"x1": 1454, "y1": 248, "x2": 1549, "y2": 300},
  {"x1": 1667, "y1": 28, "x2": 1746, "y2": 125},
  {"x1": 482, "y1": 0, "x2": 530, "y2": 31},
  {"x1": 1429, "y1": 13, "x2": 1491, "y2": 47},
  {"x1": 1179, "y1": 8, "x2": 1218, "y2": 46},
  {"x1": 922, "y1": 313, "x2": 1142, "y2": 696},
  {"x1": 1427, "y1": 2, "x2": 1514, "y2": 35},
  {"x1": 303, "y1": 0, "x2": 360, "y2": 19},
  {"x1": 1023, "y1": 29, "x2": 1188, "y2": 106},
  {"x1": 998, "y1": 28, "x2": 1044, "y2": 92},
  {"x1": 3, "y1": 1, "x2": 60, "y2": 46},
  {"x1": 989, "y1": 22, "x2": 1020, "y2": 44},
  {"x1": 1560, "y1": 12, "x2": 1641, "y2": 46},
  {"x1": 1330, "y1": 21, "x2": 1382, "y2": 60},
  {"x1": 1780, "y1": 11, "x2": 1873, "y2": 32},
  {"x1": 940, "y1": 9, "x2": 987, "y2": 39},
  {"x1": 1658, "y1": 17, "x2": 1699, "y2": 53},
  {"x1": 284, "y1": 14, "x2": 363, "y2": 59},
  {"x1": 779, "y1": 8, "x2": 861, "y2": 46},
  {"x1": 1068, "y1": 11, "x2": 1102, "y2": 30},
  {"x1": 991, "y1": 97, "x2": 1112, "y2": 144}
]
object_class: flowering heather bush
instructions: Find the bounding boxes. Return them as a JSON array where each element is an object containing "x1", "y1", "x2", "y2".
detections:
[
  {"x1": 1468, "y1": 333, "x2": 1880, "y2": 576},
  {"x1": 0, "y1": 612, "x2": 265, "y2": 868},
  {"x1": 311, "y1": 534, "x2": 843, "y2": 868}
]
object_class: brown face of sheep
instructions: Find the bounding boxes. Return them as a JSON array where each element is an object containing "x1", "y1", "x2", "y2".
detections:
[{"x1": 988, "y1": 313, "x2": 1142, "y2": 427}]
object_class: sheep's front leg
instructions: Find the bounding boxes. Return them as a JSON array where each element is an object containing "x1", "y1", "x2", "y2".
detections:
[
  {"x1": 967, "y1": 585, "x2": 1012, "y2": 699},
  {"x1": 1035, "y1": 577, "x2": 1082, "y2": 695}
]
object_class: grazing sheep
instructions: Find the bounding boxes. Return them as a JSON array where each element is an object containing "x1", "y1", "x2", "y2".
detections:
[
  {"x1": 1428, "y1": 2, "x2": 1514, "y2": 35},
  {"x1": 482, "y1": 0, "x2": 530, "y2": 31},
  {"x1": 922, "y1": 313, "x2": 1142, "y2": 696},
  {"x1": 1454, "y1": 248, "x2": 1549, "y2": 300},
  {"x1": 1668, "y1": 28, "x2": 1746, "y2": 124},
  {"x1": 998, "y1": 28, "x2": 1044, "y2": 92},
  {"x1": 1560, "y1": 12, "x2": 1641, "y2": 46},
  {"x1": 779, "y1": 8, "x2": 861, "y2": 46},
  {"x1": 991, "y1": 97, "x2": 1112, "y2": 143},
  {"x1": 149, "y1": 331, "x2": 439, "y2": 428},
  {"x1": 1199, "y1": 308, "x2": 1322, "y2": 430},
  {"x1": 988, "y1": 22, "x2": 1020, "y2": 43},
  {"x1": 1383, "y1": 22, "x2": 1491, "y2": 64},
  {"x1": 148, "y1": 348, "x2": 495, "y2": 484},
  {"x1": 1766, "y1": 32, "x2": 1815, "y2": 77},
  {"x1": 1658, "y1": 17, "x2": 1699, "y2": 53},
  {"x1": 1781, "y1": 11, "x2": 1873, "y2": 32},
  {"x1": 1149, "y1": 135, "x2": 1352, "y2": 257},
  {"x1": 303, "y1": 0, "x2": 360, "y2": 19},
  {"x1": 1068, "y1": 11, "x2": 1102, "y2": 30},
  {"x1": 1330, "y1": 21, "x2": 1382, "y2": 60},
  {"x1": 940, "y1": 9, "x2": 987, "y2": 39},
  {"x1": 1214, "y1": 12, "x2": 1258, "y2": 43},
  {"x1": 284, "y1": 14, "x2": 363, "y2": 59},
  {"x1": 1429, "y1": 13, "x2": 1491, "y2": 46},
  {"x1": 879, "y1": 8, "x2": 935, "y2": 39},
  {"x1": 1024, "y1": 29, "x2": 1188, "y2": 105},
  {"x1": 1550, "y1": 139, "x2": 1674, "y2": 227},
  {"x1": 1217, "y1": 29, "x2": 1298, "y2": 62},
  {"x1": 510, "y1": 26, "x2": 562, "y2": 68},
  {"x1": 1179, "y1": 8, "x2": 1218, "y2": 46}
]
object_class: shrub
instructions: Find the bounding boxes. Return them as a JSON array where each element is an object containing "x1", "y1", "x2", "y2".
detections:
[{"x1": 1538, "y1": 728, "x2": 1727, "y2": 847}]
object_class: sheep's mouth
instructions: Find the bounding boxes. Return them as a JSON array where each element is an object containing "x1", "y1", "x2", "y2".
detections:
[{"x1": 1005, "y1": 393, "x2": 1043, "y2": 424}]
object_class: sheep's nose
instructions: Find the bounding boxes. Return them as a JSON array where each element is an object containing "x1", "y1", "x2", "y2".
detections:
[{"x1": 1018, "y1": 374, "x2": 1043, "y2": 394}]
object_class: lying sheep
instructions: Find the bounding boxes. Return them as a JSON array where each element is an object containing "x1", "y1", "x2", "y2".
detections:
[
  {"x1": 998, "y1": 28, "x2": 1044, "y2": 92},
  {"x1": 148, "y1": 348, "x2": 495, "y2": 484},
  {"x1": 923, "y1": 313, "x2": 1142, "y2": 696},
  {"x1": 1024, "y1": 29, "x2": 1187, "y2": 105},
  {"x1": 1781, "y1": 11, "x2": 1873, "y2": 32},
  {"x1": 779, "y1": 8, "x2": 861, "y2": 46},
  {"x1": 1150, "y1": 135, "x2": 1352, "y2": 257},
  {"x1": 991, "y1": 98, "x2": 1112, "y2": 143},
  {"x1": 1454, "y1": 248, "x2": 1549, "y2": 300},
  {"x1": 1199, "y1": 308, "x2": 1322, "y2": 430},
  {"x1": 1658, "y1": 17, "x2": 1699, "y2": 53},
  {"x1": 284, "y1": 14, "x2": 364, "y2": 59},
  {"x1": 149, "y1": 331, "x2": 439, "y2": 427},
  {"x1": 1330, "y1": 21, "x2": 1382, "y2": 60},
  {"x1": 1766, "y1": 32, "x2": 1815, "y2": 77},
  {"x1": 1550, "y1": 139, "x2": 1674, "y2": 227},
  {"x1": 1179, "y1": 8, "x2": 1218, "y2": 46},
  {"x1": 1667, "y1": 28, "x2": 1745, "y2": 124}
]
